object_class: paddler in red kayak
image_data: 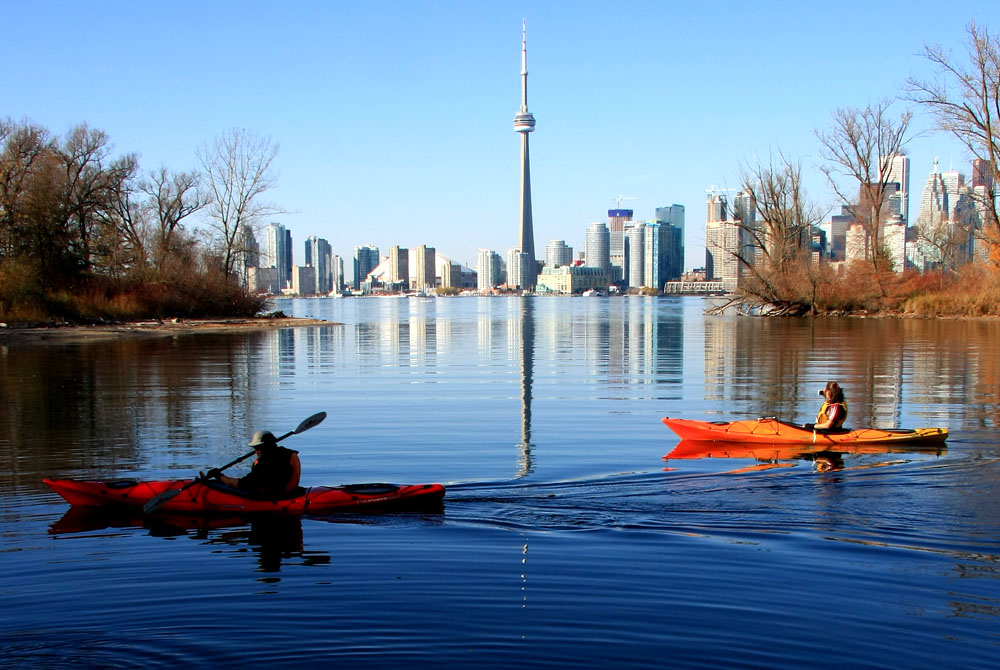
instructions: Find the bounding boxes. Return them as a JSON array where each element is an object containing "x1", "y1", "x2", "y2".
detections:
[
  {"x1": 208, "y1": 430, "x2": 302, "y2": 498},
  {"x1": 805, "y1": 381, "x2": 848, "y2": 431}
]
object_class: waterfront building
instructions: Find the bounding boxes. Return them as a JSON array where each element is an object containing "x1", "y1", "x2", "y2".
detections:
[
  {"x1": 513, "y1": 20, "x2": 538, "y2": 289},
  {"x1": 477, "y1": 248, "x2": 503, "y2": 291},
  {"x1": 506, "y1": 248, "x2": 530, "y2": 290},
  {"x1": 248, "y1": 266, "x2": 280, "y2": 295},
  {"x1": 353, "y1": 244, "x2": 380, "y2": 291},
  {"x1": 585, "y1": 222, "x2": 611, "y2": 274},
  {"x1": 388, "y1": 245, "x2": 409, "y2": 289},
  {"x1": 332, "y1": 255, "x2": 344, "y2": 294},
  {"x1": 625, "y1": 222, "x2": 645, "y2": 288},
  {"x1": 265, "y1": 222, "x2": 291, "y2": 291},
  {"x1": 292, "y1": 265, "x2": 317, "y2": 295},
  {"x1": 415, "y1": 245, "x2": 436, "y2": 291},
  {"x1": 654, "y1": 204, "x2": 685, "y2": 281},
  {"x1": 545, "y1": 240, "x2": 573, "y2": 268},
  {"x1": 536, "y1": 265, "x2": 610, "y2": 294},
  {"x1": 643, "y1": 222, "x2": 670, "y2": 291},
  {"x1": 305, "y1": 236, "x2": 332, "y2": 294},
  {"x1": 608, "y1": 209, "x2": 633, "y2": 281},
  {"x1": 704, "y1": 218, "x2": 742, "y2": 291},
  {"x1": 236, "y1": 226, "x2": 259, "y2": 289},
  {"x1": 440, "y1": 261, "x2": 461, "y2": 289}
]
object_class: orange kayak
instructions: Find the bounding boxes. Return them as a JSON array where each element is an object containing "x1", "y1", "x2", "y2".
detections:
[
  {"x1": 662, "y1": 417, "x2": 948, "y2": 446},
  {"x1": 44, "y1": 478, "x2": 445, "y2": 514}
]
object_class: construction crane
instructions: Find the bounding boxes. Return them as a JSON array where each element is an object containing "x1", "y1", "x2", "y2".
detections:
[
  {"x1": 613, "y1": 195, "x2": 636, "y2": 209},
  {"x1": 704, "y1": 185, "x2": 737, "y2": 197}
]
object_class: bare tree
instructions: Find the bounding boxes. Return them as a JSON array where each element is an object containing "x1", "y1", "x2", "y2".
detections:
[
  {"x1": 816, "y1": 100, "x2": 912, "y2": 271},
  {"x1": 197, "y1": 128, "x2": 280, "y2": 277},
  {"x1": 710, "y1": 150, "x2": 826, "y2": 315},
  {"x1": 140, "y1": 167, "x2": 208, "y2": 273},
  {"x1": 907, "y1": 20, "x2": 1000, "y2": 262}
]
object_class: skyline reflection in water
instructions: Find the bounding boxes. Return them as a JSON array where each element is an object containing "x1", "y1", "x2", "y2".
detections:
[{"x1": 4, "y1": 297, "x2": 1000, "y2": 492}]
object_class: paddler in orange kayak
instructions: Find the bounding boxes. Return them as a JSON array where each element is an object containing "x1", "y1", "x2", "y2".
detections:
[
  {"x1": 210, "y1": 430, "x2": 302, "y2": 498},
  {"x1": 804, "y1": 381, "x2": 848, "y2": 431}
]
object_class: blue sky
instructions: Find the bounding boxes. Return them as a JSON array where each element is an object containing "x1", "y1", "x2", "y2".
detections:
[{"x1": 3, "y1": 1, "x2": 992, "y2": 270}]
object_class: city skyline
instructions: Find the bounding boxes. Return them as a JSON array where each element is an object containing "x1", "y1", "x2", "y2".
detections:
[{"x1": 4, "y1": 2, "x2": 990, "y2": 270}]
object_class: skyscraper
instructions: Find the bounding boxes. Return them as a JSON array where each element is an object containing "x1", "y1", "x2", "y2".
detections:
[
  {"x1": 353, "y1": 244, "x2": 380, "y2": 291},
  {"x1": 881, "y1": 155, "x2": 910, "y2": 224},
  {"x1": 305, "y1": 235, "x2": 332, "y2": 294},
  {"x1": 545, "y1": 240, "x2": 573, "y2": 268},
  {"x1": 585, "y1": 222, "x2": 611, "y2": 273},
  {"x1": 654, "y1": 204, "x2": 685, "y2": 281},
  {"x1": 388, "y1": 245, "x2": 409, "y2": 289},
  {"x1": 477, "y1": 249, "x2": 502, "y2": 291},
  {"x1": 513, "y1": 20, "x2": 537, "y2": 289},
  {"x1": 415, "y1": 244, "x2": 436, "y2": 291},
  {"x1": 265, "y1": 222, "x2": 290, "y2": 291}
]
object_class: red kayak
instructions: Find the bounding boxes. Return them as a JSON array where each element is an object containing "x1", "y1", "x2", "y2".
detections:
[{"x1": 44, "y1": 478, "x2": 445, "y2": 514}]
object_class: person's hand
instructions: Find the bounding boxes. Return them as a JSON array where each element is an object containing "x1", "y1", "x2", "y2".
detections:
[{"x1": 204, "y1": 468, "x2": 223, "y2": 480}]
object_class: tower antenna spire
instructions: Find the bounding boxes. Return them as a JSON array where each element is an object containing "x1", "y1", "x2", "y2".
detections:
[{"x1": 521, "y1": 19, "x2": 530, "y2": 113}]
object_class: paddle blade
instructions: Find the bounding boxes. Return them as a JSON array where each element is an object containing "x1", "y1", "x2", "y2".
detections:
[
  {"x1": 294, "y1": 411, "x2": 326, "y2": 434},
  {"x1": 142, "y1": 488, "x2": 181, "y2": 514}
]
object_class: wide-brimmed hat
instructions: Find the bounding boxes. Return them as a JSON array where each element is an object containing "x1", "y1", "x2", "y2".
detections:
[{"x1": 248, "y1": 430, "x2": 277, "y2": 448}]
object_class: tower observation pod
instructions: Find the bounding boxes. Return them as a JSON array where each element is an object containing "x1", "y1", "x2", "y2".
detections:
[{"x1": 514, "y1": 19, "x2": 537, "y2": 289}]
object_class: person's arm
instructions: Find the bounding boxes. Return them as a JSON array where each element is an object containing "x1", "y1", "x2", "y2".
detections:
[{"x1": 815, "y1": 404, "x2": 842, "y2": 430}]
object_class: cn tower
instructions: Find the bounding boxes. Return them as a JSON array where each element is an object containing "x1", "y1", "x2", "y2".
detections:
[{"x1": 513, "y1": 19, "x2": 537, "y2": 288}]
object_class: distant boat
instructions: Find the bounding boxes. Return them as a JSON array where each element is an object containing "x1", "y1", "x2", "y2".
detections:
[{"x1": 582, "y1": 289, "x2": 603, "y2": 297}]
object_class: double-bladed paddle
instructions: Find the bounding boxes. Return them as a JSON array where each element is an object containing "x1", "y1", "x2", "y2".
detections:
[{"x1": 142, "y1": 411, "x2": 327, "y2": 513}]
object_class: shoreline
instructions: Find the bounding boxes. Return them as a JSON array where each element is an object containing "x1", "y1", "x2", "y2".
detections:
[{"x1": 0, "y1": 317, "x2": 339, "y2": 345}]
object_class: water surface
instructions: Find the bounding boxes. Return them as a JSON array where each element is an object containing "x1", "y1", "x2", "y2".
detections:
[{"x1": 2, "y1": 296, "x2": 998, "y2": 668}]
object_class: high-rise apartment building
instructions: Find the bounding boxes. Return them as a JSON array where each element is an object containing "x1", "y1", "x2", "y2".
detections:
[
  {"x1": 415, "y1": 245, "x2": 436, "y2": 291},
  {"x1": 477, "y1": 249, "x2": 503, "y2": 291},
  {"x1": 305, "y1": 236, "x2": 332, "y2": 294},
  {"x1": 388, "y1": 245, "x2": 409, "y2": 288},
  {"x1": 607, "y1": 209, "x2": 632, "y2": 282},
  {"x1": 625, "y1": 222, "x2": 645, "y2": 288},
  {"x1": 585, "y1": 222, "x2": 610, "y2": 274},
  {"x1": 353, "y1": 244, "x2": 380, "y2": 290},
  {"x1": 265, "y1": 222, "x2": 291, "y2": 291},
  {"x1": 654, "y1": 204, "x2": 685, "y2": 281},
  {"x1": 506, "y1": 248, "x2": 530, "y2": 290},
  {"x1": 545, "y1": 240, "x2": 573, "y2": 268}
]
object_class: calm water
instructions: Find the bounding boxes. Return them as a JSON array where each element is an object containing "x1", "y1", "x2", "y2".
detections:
[{"x1": 2, "y1": 296, "x2": 999, "y2": 669}]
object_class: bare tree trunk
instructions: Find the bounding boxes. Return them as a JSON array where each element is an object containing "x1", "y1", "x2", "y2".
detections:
[{"x1": 197, "y1": 128, "x2": 280, "y2": 278}]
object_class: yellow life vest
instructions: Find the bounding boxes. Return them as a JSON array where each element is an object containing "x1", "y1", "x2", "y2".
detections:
[{"x1": 816, "y1": 401, "x2": 848, "y2": 428}]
